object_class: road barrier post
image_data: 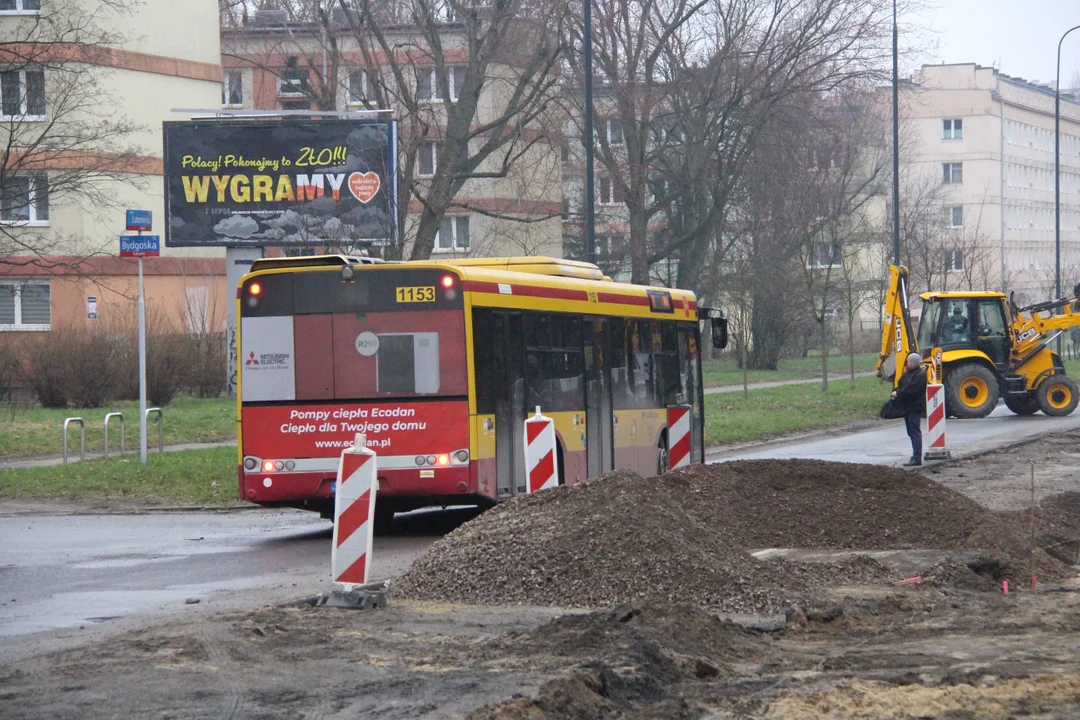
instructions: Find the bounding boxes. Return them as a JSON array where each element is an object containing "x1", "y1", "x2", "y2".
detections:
[
  {"x1": 145, "y1": 408, "x2": 163, "y2": 453},
  {"x1": 924, "y1": 384, "x2": 951, "y2": 461},
  {"x1": 666, "y1": 405, "x2": 693, "y2": 470},
  {"x1": 320, "y1": 433, "x2": 386, "y2": 610},
  {"x1": 524, "y1": 406, "x2": 559, "y2": 493}
]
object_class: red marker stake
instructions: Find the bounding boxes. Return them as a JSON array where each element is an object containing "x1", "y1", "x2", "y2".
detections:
[{"x1": 1003, "y1": 579, "x2": 1009, "y2": 595}]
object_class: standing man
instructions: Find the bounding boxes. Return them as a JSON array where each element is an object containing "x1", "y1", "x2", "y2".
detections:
[{"x1": 891, "y1": 352, "x2": 927, "y2": 467}]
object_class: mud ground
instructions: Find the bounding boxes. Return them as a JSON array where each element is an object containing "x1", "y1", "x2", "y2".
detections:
[
  {"x1": 2, "y1": 434, "x2": 1080, "y2": 719},
  {"x1": 923, "y1": 428, "x2": 1080, "y2": 511}
]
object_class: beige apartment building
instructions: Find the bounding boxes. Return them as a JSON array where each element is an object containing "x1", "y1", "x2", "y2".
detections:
[
  {"x1": 220, "y1": 11, "x2": 562, "y2": 260},
  {"x1": 0, "y1": 0, "x2": 226, "y2": 334},
  {"x1": 904, "y1": 63, "x2": 1080, "y2": 303}
]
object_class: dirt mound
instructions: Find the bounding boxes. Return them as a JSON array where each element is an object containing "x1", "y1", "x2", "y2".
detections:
[
  {"x1": 672, "y1": 459, "x2": 988, "y2": 550},
  {"x1": 394, "y1": 470, "x2": 810, "y2": 613},
  {"x1": 396, "y1": 460, "x2": 1068, "y2": 612}
]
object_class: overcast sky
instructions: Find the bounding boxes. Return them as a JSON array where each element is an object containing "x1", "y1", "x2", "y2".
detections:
[{"x1": 913, "y1": 0, "x2": 1080, "y2": 86}]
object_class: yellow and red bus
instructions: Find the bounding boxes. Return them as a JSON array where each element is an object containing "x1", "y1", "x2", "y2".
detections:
[{"x1": 236, "y1": 255, "x2": 724, "y2": 519}]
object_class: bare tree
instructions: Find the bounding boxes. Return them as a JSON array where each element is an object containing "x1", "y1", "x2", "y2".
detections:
[
  {"x1": 223, "y1": 0, "x2": 569, "y2": 259},
  {"x1": 0, "y1": 0, "x2": 142, "y2": 269}
]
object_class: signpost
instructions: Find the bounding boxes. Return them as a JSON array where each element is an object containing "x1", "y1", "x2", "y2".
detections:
[
  {"x1": 87, "y1": 296, "x2": 97, "y2": 320},
  {"x1": 121, "y1": 211, "x2": 159, "y2": 465}
]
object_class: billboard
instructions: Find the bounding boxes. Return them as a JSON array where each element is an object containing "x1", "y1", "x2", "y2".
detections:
[{"x1": 163, "y1": 119, "x2": 397, "y2": 247}]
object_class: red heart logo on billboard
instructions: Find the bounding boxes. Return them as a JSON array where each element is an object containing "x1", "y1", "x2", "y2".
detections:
[{"x1": 348, "y1": 172, "x2": 381, "y2": 204}]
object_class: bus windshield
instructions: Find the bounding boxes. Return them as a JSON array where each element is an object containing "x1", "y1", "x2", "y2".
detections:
[{"x1": 239, "y1": 267, "x2": 466, "y2": 403}]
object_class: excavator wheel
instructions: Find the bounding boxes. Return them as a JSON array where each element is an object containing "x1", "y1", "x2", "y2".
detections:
[
  {"x1": 1003, "y1": 393, "x2": 1040, "y2": 416},
  {"x1": 944, "y1": 363, "x2": 999, "y2": 419},
  {"x1": 1037, "y1": 375, "x2": 1079, "y2": 417}
]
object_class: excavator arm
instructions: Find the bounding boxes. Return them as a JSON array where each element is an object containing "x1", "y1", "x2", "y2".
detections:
[
  {"x1": 876, "y1": 265, "x2": 920, "y2": 387},
  {"x1": 1010, "y1": 283, "x2": 1080, "y2": 364}
]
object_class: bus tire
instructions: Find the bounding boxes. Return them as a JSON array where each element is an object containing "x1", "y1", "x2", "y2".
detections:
[
  {"x1": 657, "y1": 434, "x2": 669, "y2": 475},
  {"x1": 1037, "y1": 375, "x2": 1079, "y2": 417},
  {"x1": 1003, "y1": 393, "x2": 1040, "y2": 416},
  {"x1": 944, "y1": 363, "x2": 999, "y2": 419}
]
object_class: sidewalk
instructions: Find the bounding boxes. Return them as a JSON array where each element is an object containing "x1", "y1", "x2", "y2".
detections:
[
  {"x1": 0, "y1": 441, "x2": 237, "y2": 470},
  {"x1": 704, "y1": 371, "x2": 877, "y2": 395}
]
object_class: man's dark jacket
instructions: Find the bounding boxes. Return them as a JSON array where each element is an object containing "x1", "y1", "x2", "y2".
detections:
[{"x1": 895, "y1": 366, "x2": 927, "y2": 415}]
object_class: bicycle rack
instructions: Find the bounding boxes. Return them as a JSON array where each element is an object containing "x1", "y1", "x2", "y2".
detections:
[
  {"x1": 63, "y1": 417, "x2": 85, "y2": 464},
  {"x1": 146, "y1": 407, "x2": 163, "y2": 452},
  {"x1": 104, "y1": 412, "x2": 125, "y2": 458}
]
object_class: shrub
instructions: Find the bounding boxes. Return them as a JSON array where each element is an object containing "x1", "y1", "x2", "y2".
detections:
[{"x1": 185, "y1": 333, "x2": 225, "y2": 398}]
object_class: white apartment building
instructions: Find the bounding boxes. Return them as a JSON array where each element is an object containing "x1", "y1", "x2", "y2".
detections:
[{"x1": 905, "y1": 63, "x2": 1080, "y2": 303}]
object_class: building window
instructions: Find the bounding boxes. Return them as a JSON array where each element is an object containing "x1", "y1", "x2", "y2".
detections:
[
  {"x1": 0, "y1": 0, "x2": 41, "y2": 13},
  {"x1": 418, "y1": 67, "x2": 465, "y2": 102},
  {"x1": 808, "y1": 242, "x2": 842, "y2": 269},
  {"x1": 279, "y1": 98, "x2": 310, "y2": 111},
  {"x1": 435, "y1": 216, "x2": 470, "y2": 251},
  {"x1": 945, "y1": 205, "x2": 963, "y2": 227},
  {"x1": 416, "y1": 141, "x2": 437, "y2": 177},
  {"x1": 348, "y1": 70, "x2": 372, "y2": 104},
  {"x1": 942, "y1": 162, "x2": 963, "y2": 184},
  {"x1": 0, "y1": 281, "x2": 50, "y2": 330},
  {"x1": 1, "y1": 68, "x2": 45, "y2": 119},
  {"x1": 944, "y1": 249, "x2": 964, "y2": 273},
  {"x1": 0, "y1": 174, "x2": 49, "y2": 224},
  {"x1": 278, "y1": 65, "x2": 309, "y2": 97},
  {"x1": 222, "y1": 69, "x2": 243, "y2": 107},
  {"x1": 942, "y1": 118, "x2": 962, "y2": 140},
  {"x1": 598, "y1": 175, "x2": 624, "y2": 205},
  {"x1": 600, "y1": 117, "x2": 623, "y2": 145}
]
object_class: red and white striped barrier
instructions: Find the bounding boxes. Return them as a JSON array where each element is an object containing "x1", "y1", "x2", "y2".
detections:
[
  {"x1": 666, "y1": 405, "x2": 693, "y2": 470},
  {"x1": 924, "y1": 384, "x2": 951, "y2": 461},
  {"x1": 524, "y1": 406, "x2": 559, "y2": 493},
  {"x1": 331, "y1": 433, "x2": 378, "y2": 586}
]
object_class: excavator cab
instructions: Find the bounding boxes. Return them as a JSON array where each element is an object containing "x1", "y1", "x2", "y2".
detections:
[{"x1": 917, "y1": 294, "x2": 1011, "y2": 367}]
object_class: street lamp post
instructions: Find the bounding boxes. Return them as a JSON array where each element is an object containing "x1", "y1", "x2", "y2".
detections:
[
  {"x1": 890, "y1": 0, "x2": 901, "y2": 266},
  {"x1": 1055, "y1": 25, "x2": 1080, "y2": 313},
  {"x1": 583, "y1": 0, "x2": 596, "y2": 265}
]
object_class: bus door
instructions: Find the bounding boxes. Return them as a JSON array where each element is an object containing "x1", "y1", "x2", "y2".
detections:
[
  {"x1": 492, "y1": 311, "x2": 526, "y2": 497},
  {"x1": 585, "y1": 318, "x2": 614, "y2": 477}
]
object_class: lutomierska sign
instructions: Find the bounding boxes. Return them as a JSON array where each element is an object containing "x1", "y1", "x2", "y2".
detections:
[{"x1": 162, "y1": 119, "x2": 398, "y2": 247}]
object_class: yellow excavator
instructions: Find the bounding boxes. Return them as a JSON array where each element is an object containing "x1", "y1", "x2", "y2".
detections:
[{"x1": 877, "y1": 265, "x2": 1080, "y2": 418}]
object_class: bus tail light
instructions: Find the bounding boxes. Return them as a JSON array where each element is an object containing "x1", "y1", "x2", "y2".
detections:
[
  {"x1": 455, "y1": 450, "x2": 469, "y2": 463},
  {"x1": 437, "y1": 453, "x2": 450, "y2": 466},
  {"x1": 440, "y1": 274, "x2": 455, "y2": 289},
  {"x1": 244, "y1": 457, "x2": 258, "y2": 470},
  {"x1": 249, "y1": 282, "x2": 262, "y2": 296},
  {"x1": 262, "y1": 460, "x2": 275, "y2": 472}
]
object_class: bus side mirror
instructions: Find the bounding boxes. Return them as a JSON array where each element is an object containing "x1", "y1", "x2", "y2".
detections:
[{"x1": 711, "y1": 317, "x2": 729, "y2": 350}]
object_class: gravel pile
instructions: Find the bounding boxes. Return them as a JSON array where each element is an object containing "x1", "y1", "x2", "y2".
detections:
[{"x1": 395, "y1": 460, "x2": 1068, "y2": 612}]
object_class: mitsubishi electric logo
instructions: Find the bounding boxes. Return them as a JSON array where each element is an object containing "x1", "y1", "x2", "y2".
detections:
[{"x1": 245, "y1": 351, "x2": 290, "y2": 369}]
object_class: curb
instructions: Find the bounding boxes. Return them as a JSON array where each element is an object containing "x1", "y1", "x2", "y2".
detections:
[{"x1": 0, "y1": 503, "x2": 260, "y2": 517}]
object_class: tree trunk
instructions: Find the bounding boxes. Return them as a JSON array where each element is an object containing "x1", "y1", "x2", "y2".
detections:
[
  {"x1": 819, "y1": 317, "x2": 829, "y2": 392},
  {"x1": 848, "y1": 314, "x2": 856, "y2": 390}
]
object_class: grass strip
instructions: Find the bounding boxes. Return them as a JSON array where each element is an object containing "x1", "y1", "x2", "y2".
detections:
[{"x1": 0, "y1": 446, "x2": 240, "y2": 506}]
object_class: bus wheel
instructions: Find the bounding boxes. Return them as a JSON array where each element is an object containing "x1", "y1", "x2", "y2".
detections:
[
  {"x1": 1037, "y1": 376, "x2": 1079, "y2": 417},
  {"x1": 944, "y1": 364, "x2": 998, "y2": 419},
  {"x1": 1004, "y1": 393, "x2": 1039, "y2": 416},
  {"x1": 657, "y1": 437, "x2": 670, "y2": 475}
]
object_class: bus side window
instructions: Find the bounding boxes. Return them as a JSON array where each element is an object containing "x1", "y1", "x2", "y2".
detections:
[
  {"x1": 472, "y1": 309, "x2": 496, "y2": 414},
  {"x1": 609, "y1": 319, "x2": 632, "y2": 410},
  {"x1": 631, "y1": 320, "x2": 653, "y2": 409}
]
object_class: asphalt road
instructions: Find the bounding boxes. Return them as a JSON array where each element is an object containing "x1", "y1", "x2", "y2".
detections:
[
  {"x1": 715, "y1": 404, "x2": 1080, "y2": 465},
  {"x1": 0, "y1": 508, "x2": 480, "y2": 641},
  {"x1": 3, "y1": 407, "x2": 1078, "y2": 643}
]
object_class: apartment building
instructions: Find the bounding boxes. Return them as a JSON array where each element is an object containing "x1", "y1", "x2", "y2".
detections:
[
  {"x1": 904, "y1": 63, "x2": 1080, "y2": 302},
  {"x1": 220, "y1": 10, "x2": 562, "y2": 260},
  {"x1": 0, "y1": 0, "x2": 226, "y2": 334}
]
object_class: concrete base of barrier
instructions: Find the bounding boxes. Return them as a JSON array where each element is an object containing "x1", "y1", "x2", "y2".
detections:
[
  {"x1": 923, "y1": 448, "x2": 952, "y2": 461},
  {"x1": 315, "y1": 588, "x2": 387, "y2": 610}
]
